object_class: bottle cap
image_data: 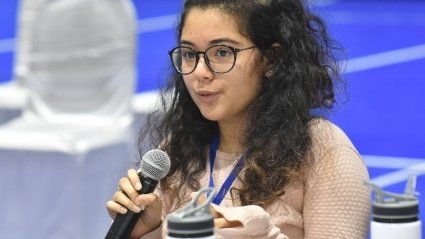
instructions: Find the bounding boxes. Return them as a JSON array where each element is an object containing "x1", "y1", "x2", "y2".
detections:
[
  {"x1": 167, "y1": 187, "x2": 216, "y2": 237},
  {"x1": 366, "y1": 175, "x2": 420, "y2": 222}
]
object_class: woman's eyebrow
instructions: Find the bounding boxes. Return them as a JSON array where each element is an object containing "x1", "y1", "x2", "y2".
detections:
[
  {"x1": 209, "y1": 38, "x2": 240, "y2": 45},
  {"x1": 179, "y1": 38, "x2": 241, "y2": 47},
  {"x1": 180, "y1": 40, "x2": 194, "y2": 46}
]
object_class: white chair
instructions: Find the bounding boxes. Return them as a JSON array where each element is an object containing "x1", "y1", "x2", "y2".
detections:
[
  {"x1": 0, "y1": 82, "x2": 25, "y2": 124},
  {"x1": 0, "y1": 0, "x2": 138, "y2": 238}
]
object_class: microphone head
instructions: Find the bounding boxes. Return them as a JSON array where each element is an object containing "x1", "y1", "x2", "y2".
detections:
[{"x1": 141, "y1": 149, "x2": 171, "y2": 181}]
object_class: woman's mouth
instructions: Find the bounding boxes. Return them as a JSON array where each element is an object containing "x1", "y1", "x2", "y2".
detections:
[{"x1": 196, "y1": 91, "x2": 218, "y2": 103}]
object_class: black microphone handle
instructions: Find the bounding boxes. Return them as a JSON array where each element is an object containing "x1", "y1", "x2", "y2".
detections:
[{"x1": 105, "y1": 174, "x2": 159, "y2": 239}]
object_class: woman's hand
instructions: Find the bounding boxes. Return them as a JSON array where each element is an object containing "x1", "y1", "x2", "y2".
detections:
[
  {"x1": 190, "y1": 192, "x2": 242, "y2": 229},
  {"x1": 210, "y1": 206, "x2": 243, "y2": 228},
  {"x1": 106, "y1": 169, "x2": 163, "y2": 238}
]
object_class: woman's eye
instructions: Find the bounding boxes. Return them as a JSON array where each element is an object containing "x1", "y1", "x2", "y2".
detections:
[
  {"x1": 217, "y1": 49, "x2": 230, "y2": 57},
  {"x1": 183, "y1": 51, "x2": 196, "y2": 59}
]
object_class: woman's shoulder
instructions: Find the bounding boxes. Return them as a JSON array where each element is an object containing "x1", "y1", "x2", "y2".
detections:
[
  {"x1": 306, "y1": 118, "x2": 362, "y2": 167},
  {"x1": 305, "y1": 117, "x2": 369, "y2": 185},
  {"x1": 308, "y1": 118, "x2": 354, "y2": 149}
]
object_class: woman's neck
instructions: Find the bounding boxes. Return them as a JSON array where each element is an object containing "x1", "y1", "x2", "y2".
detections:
[{"x1": 217, "y1": 120, "x2": 246, "y2": 156}]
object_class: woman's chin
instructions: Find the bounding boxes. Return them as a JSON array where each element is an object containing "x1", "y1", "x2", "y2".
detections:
[{"x1": 199, "y1": 111, "x2": 221, "y2": 122}]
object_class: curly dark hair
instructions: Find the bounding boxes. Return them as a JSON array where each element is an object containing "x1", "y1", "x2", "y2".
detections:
[{"x1": 139, "y1": 0, "x2": 343, "y2": 208}]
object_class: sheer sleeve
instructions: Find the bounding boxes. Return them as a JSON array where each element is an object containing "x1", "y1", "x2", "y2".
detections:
[{"x1": 303, "y1": 121, "x2": 371, "y2": 238}]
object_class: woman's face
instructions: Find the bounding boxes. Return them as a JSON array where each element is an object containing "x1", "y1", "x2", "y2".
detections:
[{"x1": 181, "y1": 8, "x2": 267, "y2": 124}]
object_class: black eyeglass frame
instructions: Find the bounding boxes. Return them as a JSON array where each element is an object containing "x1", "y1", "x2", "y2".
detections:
[{"x1": 168, "y1": 44, "x2": 256, "y2": 75}]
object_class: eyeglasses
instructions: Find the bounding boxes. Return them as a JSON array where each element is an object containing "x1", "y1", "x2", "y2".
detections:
[{"x1": 168, "y1": 44, "x2": 256, "y2": 75}]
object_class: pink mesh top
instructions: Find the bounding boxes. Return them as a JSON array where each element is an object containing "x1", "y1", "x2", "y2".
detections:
[{"x1": 142, "y1": 119, "x2": 371, "y2": 239}]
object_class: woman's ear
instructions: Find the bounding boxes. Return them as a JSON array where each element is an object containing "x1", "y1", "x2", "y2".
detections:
[{"x1": 264, "y1": 43, "x2": 282, "y2": 77}]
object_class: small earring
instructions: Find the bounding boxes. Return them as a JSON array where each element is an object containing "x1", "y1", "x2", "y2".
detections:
[{"x1": 265, "y1": 71, "x2": 273, "y2": 79}]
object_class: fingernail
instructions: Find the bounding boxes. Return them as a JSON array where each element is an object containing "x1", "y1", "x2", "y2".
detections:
[
  {"x1": 120, "y1": 207, "x2": 128, "y2": 214},
  {"x1": 133, "y1": 205, "x2": 141, "y2": 213},
  {"x1": 135, "y1": 182, "x2": 142, "y2": 190},
  {"x1": 140, "y1": 205, "x2": 146, "y2": 210}
]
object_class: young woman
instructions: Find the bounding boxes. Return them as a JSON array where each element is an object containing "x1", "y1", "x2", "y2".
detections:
[{"x1": 107, "y1": 0, "x2": 371, "y2": 238}]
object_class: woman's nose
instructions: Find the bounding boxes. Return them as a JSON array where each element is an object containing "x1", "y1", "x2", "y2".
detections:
[{"x1": 192, "y1": 54, "x2": 214, "y2": 79}]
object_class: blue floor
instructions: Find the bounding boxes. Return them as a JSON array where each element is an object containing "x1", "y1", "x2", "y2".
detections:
[{"x1": 1, "y1": 0, "x2": 424, "y2": 236}]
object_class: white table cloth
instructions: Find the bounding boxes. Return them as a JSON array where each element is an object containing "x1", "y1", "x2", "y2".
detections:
[{"x1": 0, "y1": 118, "x2": 136, "y2": 239}]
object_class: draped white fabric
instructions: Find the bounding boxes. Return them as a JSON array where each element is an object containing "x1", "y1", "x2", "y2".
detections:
[
  {"x1": 0, "y1": 0, "x2": 139, "y2": 238},
  {"x1": 0, "y1": 82, "x2": 25, "y2": 124},
  {"x1": 25, "y1": 0, "x2": 137, "y2": 125},
  {"x1": 0, "y1": 0, "x2": 137, "y2": 126},
  {"x1": 0, "y1": 121, "x2": 133, "y2": 239}
]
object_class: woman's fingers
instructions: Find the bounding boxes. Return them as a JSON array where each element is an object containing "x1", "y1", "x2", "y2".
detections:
[
  {"x1": 188, "y1": 191, "x2": 242, "y2": 229},
  {"x1": 190, "y1": 192, "x2": 219, "y2": 217},
  {"x1": 128, "y1": 169, "x2": 142, "y2": 191},
  {"x1": 137, "y1": 193, "x2": 160, "y2": 210},
  {"x1": 214, "y1": 218, "x2": 226, "y2": 228},
  {"x1": 106, "y1": 168, "x2": 158, "y2": 224},
  {"x1": 106, "y1": 200, "x2": 127, "y2": 218},
  {"x1": 112, "y1": 189, "x2": 142, "y2": 213},
  {"x1": 210, "y1": 204, "x2": 242, "y2": 229},
  {"x1": 214, "y1": 218, "x2": 242, "y2": 228},
  {"x1": 118, "y1": 176, "x2": 139, "y2": 204},
  {"x1": 209, "y1": 205, "x2": 222, "y2": 218}
]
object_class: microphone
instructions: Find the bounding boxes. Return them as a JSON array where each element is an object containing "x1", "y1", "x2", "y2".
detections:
[{"x1": 105, "y1": 149, "x2": 171, "y2": 239}]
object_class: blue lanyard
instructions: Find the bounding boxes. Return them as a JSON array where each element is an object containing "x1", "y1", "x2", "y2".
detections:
[{"x1": 208, "y1": 134, "x2": 245, "y2": 205}]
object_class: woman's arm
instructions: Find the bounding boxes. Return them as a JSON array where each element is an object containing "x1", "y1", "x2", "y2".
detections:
[{"x1": 303, "y1": 122, "x2": 371, "y2": 238}]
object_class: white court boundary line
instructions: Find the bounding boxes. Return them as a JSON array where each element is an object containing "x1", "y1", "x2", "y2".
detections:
[
  {"x1": 345, "y1": 43, "x2": 425, "y2": 73},
  {"x1": 363, "y1": 155, "x2": 425, "y2": 169},
  {"x1": 369, "y1": 162, "x2": 425, "y2": 188},
  {"x1": 0, "y1": 38, "x2": 15, "y2": 54},
  {"x1": 364, "y1": 155, "x2": 425, "y2": 188},
  {"x1": 137, "y1": 14, "x2": 178, "y2": 33}
]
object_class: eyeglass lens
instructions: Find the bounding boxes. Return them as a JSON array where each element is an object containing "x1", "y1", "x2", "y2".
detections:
[{"x1": 170, "y1": 45, "x2": 236, "y2": 74}]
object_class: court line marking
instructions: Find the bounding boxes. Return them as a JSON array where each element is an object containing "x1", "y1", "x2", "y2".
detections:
[
  {"x1": 0, "y1": 38, "x2": 15, "y2": 54},
  {"x1": 329, "y1": 10, "x2": 425, "y2": 26},
  {"x1": 345, "y1": 43, "x2": 425, "y2": 73},
  {"x1": 364, "y1": 155, "x2": 425, "y2": 188},
  {"x1": 137, "y1": 14, "x2": 178, "y2": 33},
  {"x1": 364, "y1": 155, "x2": 425, "y2": 169},
  {"x1": 369, "y1": 162, "x2": 425, "y2": 188}
]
